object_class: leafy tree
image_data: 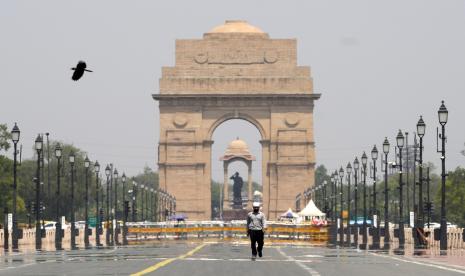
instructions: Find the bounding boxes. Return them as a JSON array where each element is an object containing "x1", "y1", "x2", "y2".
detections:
[
  {"x1": 0, "y1": 155, "x2": 24, "y2": 216},
  {"x1": 15, "y1": 141, "x2": 99, "y2": 223},
  {"x1": 0, "y1": 124, "x2": 12, "y2": 153},
  {"x1": 211, "y1": 180, "x2": 221, "y2": 218},
  {"x1": 315, "y1": 164, "x2": 332, "y2": 187},
  {"x1": 131, "y1": 166, "x2": 159, "y2": 221},
  {"x1": 434, "y1": 167, "x2": 465, "y2": 227}
]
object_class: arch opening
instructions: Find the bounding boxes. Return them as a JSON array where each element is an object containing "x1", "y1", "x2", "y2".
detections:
[{"x1": 211, "y1": 119, "x2": 263, "y2": 219}]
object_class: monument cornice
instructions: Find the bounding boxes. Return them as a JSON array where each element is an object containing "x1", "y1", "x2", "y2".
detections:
[
  {"x1": 267, "y1": 161, "x2": 316, "y2": 167},
  {"x1": 158, "y1": 162, "x2": 206, "y2": 167},
  {"x1": 153, "y1": 93, "x2": 321, "y2": 107}
]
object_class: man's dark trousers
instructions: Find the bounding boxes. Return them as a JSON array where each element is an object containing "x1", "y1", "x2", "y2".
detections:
[{"x1": 250, "y1": 230, "x2": 264, "y2": 256}]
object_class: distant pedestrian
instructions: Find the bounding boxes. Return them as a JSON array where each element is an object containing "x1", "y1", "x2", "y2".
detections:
[{"x1": 246, "y1": 202, "x2": 266, "y2": 260}]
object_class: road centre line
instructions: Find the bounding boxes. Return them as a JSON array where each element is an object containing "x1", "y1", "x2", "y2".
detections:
[
  {"x1": 371, "y1": 253, "x2": 465, "y2": 274},
  {"x1": 130, "y1": 243, "x2": 207, "y2": 276}
]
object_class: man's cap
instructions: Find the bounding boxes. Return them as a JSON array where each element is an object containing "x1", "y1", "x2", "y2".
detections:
[{"x1": 252, "y1": 202, "x2": 260, "y2": 208}]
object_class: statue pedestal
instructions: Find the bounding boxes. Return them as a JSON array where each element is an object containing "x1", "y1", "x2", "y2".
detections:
[
  {"x1": 222, "y1": 209, "x2": 249, "y2": 221},
  {"x1": 232, "y1": 198, "x2": 243, "y2": 209}
]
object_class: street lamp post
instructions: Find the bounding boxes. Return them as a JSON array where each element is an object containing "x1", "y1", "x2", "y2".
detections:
[
  {"x1": 132, "y1": 182, "x2": 137, "y2": 222},
  {"x1": 145, "y1": 187, "x2": 149, "y2": 220},
  {"x1": 122, "y1": 173, "x2": 128, "y2": 245},
  {"x1": 84, "y1": 156, "x2": 90, "y2": 248},
  {"x1": 353, "y1": 158, "x2": 360, "y2": 248},
  {"x1": 113, "y1": 169, "x2": 119, "y2": 245},
  {"x1": 371, "y1": 145, "x2": 380, "y2": 249},
  {"x1": 396, "y1": 130, "x2": 405, "y2": 249},
  {"x1": 94, "y1": 161, "x2": 102, "y2": 247},
  {"x1": 437, "y1": 101, "x2": 448, "y2": 251},
  {"x1": 35, "y1": 134, "x2": 43, "y2": 250},
  {"x1": 150, "y1": 188, "x2": 154, "y2": 221},
  {"x1": 415, "y1": 116, "x2": 426, "y2": 249},
  {"x1": 69, "y1": 151, "x2": 77, "y2": 250},
  {"x1": 361, "y1": 152, "x2": 368, "y2": 249},
  {"x1": 11, "y1": 123, "x2": 20, "y2": 250},
  {"x1": 140, "y1": 184, "x2": 145, "y2": 221},
  {"x1": 105, "y1": 165, "x2": 111, "y2": 246},
  {"x1": 426, "y1": 167, "x2": 432, "y2": 228},
  {"x1": 54, "y1": 144, "x2": 62, "y2": 250},
  {"x1": 331, "y1": 172, "x2": 338, "y2": 245},
  {"x1": 339, "y1": 167, "x2": 344, "y2": 246},
  {"x1": 382, "y1": 138, "x2": 391, "y2": 250},
  {"x1": 346, "y1": 163, "x2": 352, "y2": 247}
]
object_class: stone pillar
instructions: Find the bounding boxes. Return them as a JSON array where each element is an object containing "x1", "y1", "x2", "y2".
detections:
[
  {"x1": 247, "y1": 161, "x2": 253, "y2": 209},
  {"x1": 223, "y1": 162, "x2": 230, "y2": 210}
]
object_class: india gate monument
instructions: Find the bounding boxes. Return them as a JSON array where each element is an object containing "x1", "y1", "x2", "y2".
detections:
[{"x1": 153, "y1": 20, "x2": 320, "y2": 220}]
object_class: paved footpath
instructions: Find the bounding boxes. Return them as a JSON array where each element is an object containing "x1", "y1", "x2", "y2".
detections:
[{"x1": 1, "y1": 241, "x2": 465, "y2": 276}]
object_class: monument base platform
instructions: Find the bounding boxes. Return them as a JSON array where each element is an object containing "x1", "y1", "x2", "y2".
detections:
[{"x1": 223, "y1": 209, "x2": 249, "y2": 221}]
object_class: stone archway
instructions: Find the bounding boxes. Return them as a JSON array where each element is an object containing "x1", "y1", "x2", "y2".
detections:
[{"x1": 153, "y1": 20, "x2": 320, "y2": 220}]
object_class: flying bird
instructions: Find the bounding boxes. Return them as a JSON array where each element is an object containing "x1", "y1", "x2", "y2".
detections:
[{"x1": 71, "y1": 61, "x2": 93, "y2": 81}]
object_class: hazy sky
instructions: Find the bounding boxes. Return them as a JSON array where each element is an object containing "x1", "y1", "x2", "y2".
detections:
[{"x1": 1, "y1": 0, "x2": 464, "y2": 183}]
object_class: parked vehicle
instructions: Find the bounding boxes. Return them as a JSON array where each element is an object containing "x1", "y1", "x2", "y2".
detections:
[
  {"x1": 43, "y1": 221, "x2": 70, "y2": 230},
  {"x1": 424, "y1": 222, "x2": 440, "y2": 229}
]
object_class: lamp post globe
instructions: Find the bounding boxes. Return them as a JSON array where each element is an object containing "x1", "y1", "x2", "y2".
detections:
[
  {"x1": 69, "y1": 151, "x2": 75, "y2": 164},
  {"x1": 55, "y1": 144, "x2": 62, "y2": 158},
  {"x1": 361, "y1": 152, "x2": 368, "y2": 167},
  {"x1": 346, "y1": 163, "x2": 352, "y2": 174},
  {"x1": 105, "y1": 165, "x2": 111, "y2": 177},
  {"x1": 417, "y1": 116, "x2": 426, "y2": 137},
  {"x1": 35, "y1": 134, "x2": 43, "y2": 151},
  {"x1": 383, "y1": 137, "x2": 390, "y2": 154},
  {"x1": 396, "y1": 130, "x2": 405, "y2": 149},
  {"x1": 371, "y1": 145, "x2": 378, "y2": 161},
  {"x1": 11, "y1": 123, "x2": 20, "y2": 143},
  {"x1": 438, "y1": 100, "x2": 448, "y2": 126}
]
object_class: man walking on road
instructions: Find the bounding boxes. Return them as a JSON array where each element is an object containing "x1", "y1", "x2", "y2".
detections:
[{"x1": 247, "y1": 202, "x2": 266, "y2": 260}]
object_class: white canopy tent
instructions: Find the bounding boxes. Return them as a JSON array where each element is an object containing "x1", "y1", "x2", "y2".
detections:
[
  {"x1": 280, "y1": 208, "x2": 299, "y2": 219},
  {"x1": 299, "y1": 199, "x2": 325, "y2": 218}
]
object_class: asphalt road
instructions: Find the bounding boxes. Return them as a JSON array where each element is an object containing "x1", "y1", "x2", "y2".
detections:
[{"x1": 1, "y1": 241, "x2": 465, "y2": 276}]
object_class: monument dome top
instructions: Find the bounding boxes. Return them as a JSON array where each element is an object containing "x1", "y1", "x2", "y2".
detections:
[
  {"x1": 207, "y1": 20, "x2": 265, "y2": 34},
  {"x1": 220, "y1": 137, "x2": 256, "y2": 161}
]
